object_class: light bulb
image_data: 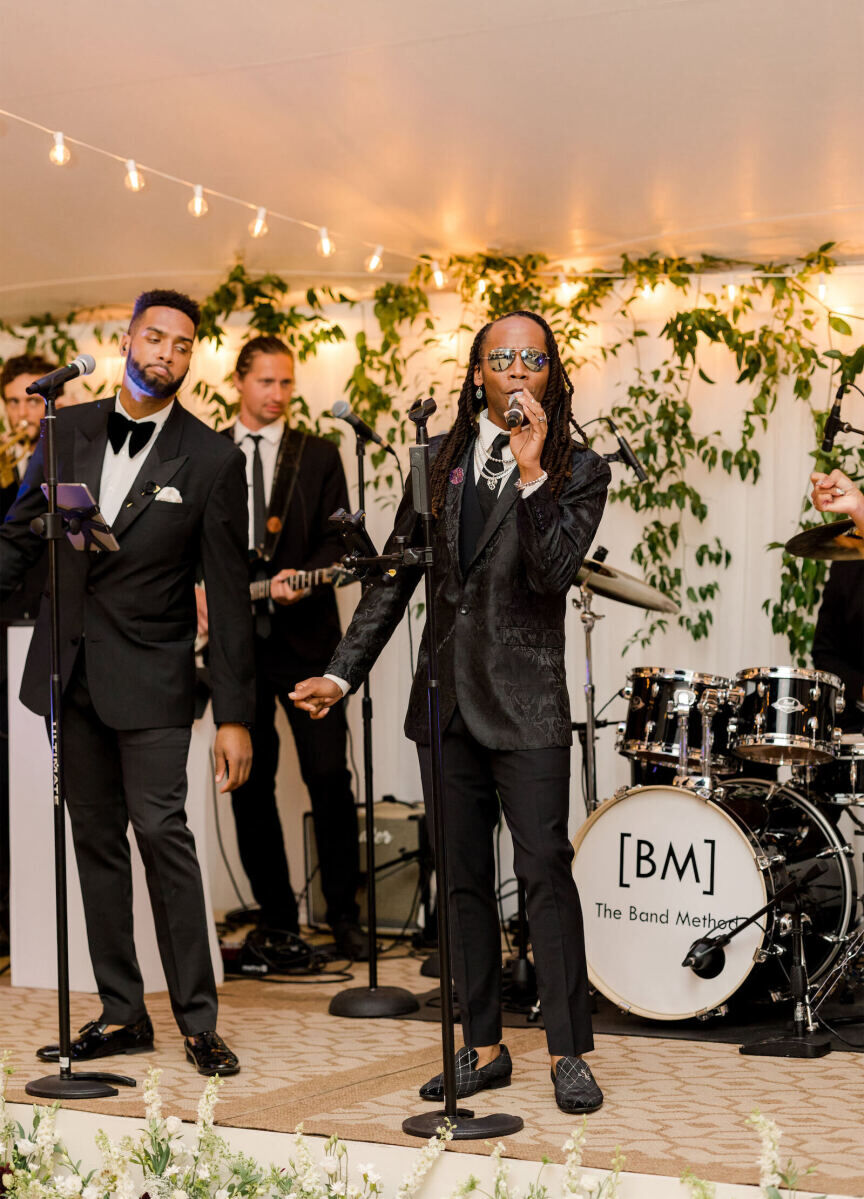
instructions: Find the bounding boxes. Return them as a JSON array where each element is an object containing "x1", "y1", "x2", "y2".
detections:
[
  {"x1": 817, "y1": 278, "x2": 827, "y2": 302},
  {"x1": 641, "y1": 284, "x2": 652, "y2": 299},
  {"x1": 727, "y1": 283, "x2": 737, "y2": 302},
  {"x1": 364, "y1": 245, "x2": 383, "y2": 273},
  {"x1": 188, "y1": 184, "x2": 208, "y2": 218},
  {"x1": 557, "y1": 280, "x2": 583, "y2": 304},
  {"x1": 49, "y1": 132, "x2": 70, "y2": 166},
  {"x1": 317, "y1": 226, "x2": 335, "y2": 257},
  {"x1": 249, "y1": 207, "x2": 268, "y2": 238},
  {"x1": 477, "y1": 279, "x2": 487, "y2": 297},
  {"x1": 431, "y1": 260, "x2": 445, "y2": 289},
  {"x1": 124, "y1": 159, "x2": 146, "y2": 192}
]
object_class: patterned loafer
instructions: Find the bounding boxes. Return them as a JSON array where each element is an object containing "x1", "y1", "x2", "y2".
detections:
[
  {"x1": 552, "y1": 1057, "x2": 603, "y2": 1113},
  {"x1": 419, "y1": 1044, "x2": 512, "y2": 1101}
]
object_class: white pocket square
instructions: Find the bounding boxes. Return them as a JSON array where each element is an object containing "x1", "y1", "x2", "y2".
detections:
[{"x1": 154, "y1": 486, "x2": 183, "y2": 504}]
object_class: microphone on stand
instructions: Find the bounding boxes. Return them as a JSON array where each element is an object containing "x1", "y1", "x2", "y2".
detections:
[
  {"x1": 327, "y1": 400, "x2": 398, "y2": 456},
  {"x1": 821, "y1": 385, "x2": 846, "y2": 453},
  {"x1": 25, "y1": 354, "x2": 96, "y2": 395},
  {"x1": 606, "y1": 417, "x2": 647, "y2": 482}
]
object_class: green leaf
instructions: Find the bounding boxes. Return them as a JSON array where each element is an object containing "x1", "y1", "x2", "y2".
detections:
[{"x1": 828, "y1": 314, "x2": 852, "y2": 336}]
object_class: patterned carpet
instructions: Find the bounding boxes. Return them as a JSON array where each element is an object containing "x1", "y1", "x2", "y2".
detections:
[{"x1": 2, "y1": 954, "x2": 862, "y2": 1194}]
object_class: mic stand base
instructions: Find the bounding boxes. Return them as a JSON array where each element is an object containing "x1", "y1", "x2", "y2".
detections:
[
  {"x1": 329, "y1": 985, "x2": 419, "y2": 1019},
  {"x1": 26, "y1": 1070, "x2": 137, "y2": 1099},
  {"x1": 402, "y1": 1109, "x2": 524, "y2": 1140},
  {"x1": 739, "y1": 1035, "x2": 831, "y2": 1060}
]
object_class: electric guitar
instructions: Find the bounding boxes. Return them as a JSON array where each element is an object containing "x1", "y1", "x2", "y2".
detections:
[{"x1": 196, "y1": 565, "x2": 357, "y2": 653}]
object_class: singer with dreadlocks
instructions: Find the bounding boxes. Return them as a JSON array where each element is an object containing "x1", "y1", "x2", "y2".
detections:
[{"x1": 291, "y1": 312, "x2": 611, "y2": 1114}]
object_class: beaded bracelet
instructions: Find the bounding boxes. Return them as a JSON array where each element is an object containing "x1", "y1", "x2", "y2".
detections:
[{"x1": 515, "y1": 470, "x2": 548, "y2": 492}]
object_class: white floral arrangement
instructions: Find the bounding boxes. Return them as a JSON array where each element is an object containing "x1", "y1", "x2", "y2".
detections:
[{"x1": 0, "y1": 1052, "x2": 825, "y2": 1199}]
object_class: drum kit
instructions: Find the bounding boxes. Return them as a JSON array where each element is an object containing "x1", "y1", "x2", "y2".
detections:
[{"x1": 570, "y1": 521, "x2": 864, "y2": 1051}]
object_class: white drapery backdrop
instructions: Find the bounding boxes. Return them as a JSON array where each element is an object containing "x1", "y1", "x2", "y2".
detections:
[{"x1": 3, "y1": 277, "x2": 863, "y2": 914}]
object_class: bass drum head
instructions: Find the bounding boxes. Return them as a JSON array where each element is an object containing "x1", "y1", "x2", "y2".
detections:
[
  {"x1": 572, "y1": 780, "x2": 856, "y2": 1021},
  {"x1": 572, "y1": 785, "x2": 768, "y2": 1020}
]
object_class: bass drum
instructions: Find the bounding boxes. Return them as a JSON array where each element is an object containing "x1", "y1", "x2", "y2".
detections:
[{"x1": 572, "y1": 778, "x2": 856, "y2": 1020}]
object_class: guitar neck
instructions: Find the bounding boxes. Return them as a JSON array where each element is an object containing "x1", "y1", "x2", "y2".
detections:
[{"x1": 249, "y1": 567, "x2": 333, "y2": 602}]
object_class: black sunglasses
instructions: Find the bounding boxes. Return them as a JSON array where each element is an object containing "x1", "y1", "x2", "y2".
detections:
[{"x1": 481, "y1": 347, "x2": 550, "y2": 373}]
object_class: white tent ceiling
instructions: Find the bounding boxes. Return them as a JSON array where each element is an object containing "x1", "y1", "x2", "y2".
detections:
[{"x1": 2, "y1": 0, "x2": 863, "y2": 322}]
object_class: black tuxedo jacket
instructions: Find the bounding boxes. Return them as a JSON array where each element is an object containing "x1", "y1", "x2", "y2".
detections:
[
  {"x1": 1, "y1": 398, "x2": 255, "y2": 730},
  {"x1": 224, "y1": 424, "x2": 349, "y2": 679},
  {"x1": 813, "y1": 559, "x2": 864, "y2": 733},
  {"x1": 328, "y1": 437, "x2": 611, "y2": 749}
]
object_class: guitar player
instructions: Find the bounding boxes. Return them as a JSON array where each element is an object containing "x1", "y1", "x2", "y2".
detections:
[{"x1": 197, "y1": 335, "x2": 365, "y2": 960}]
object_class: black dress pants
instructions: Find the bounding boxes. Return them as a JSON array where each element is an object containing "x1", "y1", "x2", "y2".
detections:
[
  {"x1": 418, "y1": 707, "x2": 593, "y2": 1056},
  {"x1": 230, "y1": 660, "x2": 359, "y2": 931},
  {"x1": 61, "y1": 654, "x2": 217, "y2": 1035}
]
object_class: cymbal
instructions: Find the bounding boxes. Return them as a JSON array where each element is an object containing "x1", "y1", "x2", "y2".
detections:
[
  {"x1": 784, "y1": 519, "x2": 864, "y2": 561},
  {"x1": 575, "y1": 558, "x2": 680, "y2": 613}
]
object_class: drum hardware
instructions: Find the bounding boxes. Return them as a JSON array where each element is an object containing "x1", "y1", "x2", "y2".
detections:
[
  {"x1": 732, "y1": 667, "x2": 845, "y2": 766},
  {"x1": 572, "y1": 580, "x2": 604, "y2": 814},
  {"x1": 816, "y1": 844, "x2": 855, "y2": 859},
  {"x1": 740, "y1": 877, "x2": 832, "y2": 1058}
]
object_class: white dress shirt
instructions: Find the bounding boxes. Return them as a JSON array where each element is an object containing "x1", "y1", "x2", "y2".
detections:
[
  {"x1": 233, "y1": 416, "x2": 285, "y2": 551},
  {"x1": 324, "y1": 411, "x2": 546, "y2": 697},
  {"x1": 99, "y1": 396, "x2": 174, "y2": 526}
]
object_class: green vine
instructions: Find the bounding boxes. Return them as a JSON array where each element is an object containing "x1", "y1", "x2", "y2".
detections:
[{"x1": 2, "y1": 246, "x2": 862, "y2": 662}]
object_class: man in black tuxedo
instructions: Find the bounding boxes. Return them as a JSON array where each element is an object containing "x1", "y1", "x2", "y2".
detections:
[
  {"x1": 197, "y1": 335, "x2": 363, "y2": 958},
  {"x1": 292, "y1": 312, "x2": 610, "y2": 1115},
  {"x1": 810, "y1": 468, "x2": 864, "y2": 732},
  {"x1": 0, "y1": 290, "x2": 255, "y2": 1075}
]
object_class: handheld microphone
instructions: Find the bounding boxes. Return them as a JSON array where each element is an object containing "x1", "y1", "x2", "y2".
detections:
[
  {"x1": 821, "y1": 385, "x2": 846, "y2": 453},
  {"x1": 505, "y1": 392, "x2": 525, "y2": 428},
  {"x1": 25, "y1": 354, "x2": 96, "y2": 395},
  {"x1": 606, "y1": 417, "x2": 647, "y2": 481},
  {"x1": 328, "y1": 400, "x2": 397, "y2": 456}
]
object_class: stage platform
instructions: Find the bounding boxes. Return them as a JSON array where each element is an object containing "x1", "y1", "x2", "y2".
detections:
[{"x1": 1, "y1": 952, "x2": 862, "y2": 1197}]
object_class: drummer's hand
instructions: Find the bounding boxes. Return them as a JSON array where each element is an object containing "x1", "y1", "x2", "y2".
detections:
[{"x1": 810, "y1": 470, "x2": 864, "y2": 532}]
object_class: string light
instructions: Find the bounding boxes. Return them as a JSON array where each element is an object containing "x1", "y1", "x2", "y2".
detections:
[
  {"x1": 432, "y1": 260, "x2": 446, "y2": 289},
  {"x1": 48, "y1": 132, "x2": 70, "y2": 166},
  {"x1": 818, "y1": 276, "x2": 827, "y2": 302},
  {"x1": 364, "y1": 245, "x2": 383, "y2": 273},
  {"x1": 476, "y1": 279, "x2": 487, "y2": 297},
  {"x1": 124, "y1": 159, "x2": 146, "y2": 192},
  {"x1": 317, "y1": 226, "x2": 335, "y2": 257},
  {"x1": 727, "y1": 283, "x2": 737, "y2": 302},
  {"x1": 641, "y1": 284, "x2": 652, "y2": 299},
  {"x1": 187, "y1": 184, "x2": 208, "y2": 218},
  {"x1": 248, "y1": 207, "x2": 268, "y2": 238}
]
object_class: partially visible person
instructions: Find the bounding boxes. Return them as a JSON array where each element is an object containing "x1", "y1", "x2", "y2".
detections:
[
  {"x1": 810, "y1": 468, "x2": 864, "y2": 732},
  {"x1": 1, "y1": 289, "x2": 255, "y2": 1074},
  {"x1": 197, "y1": 336, "x2": 364, "y2": 959},
  {"x1": 0, "y1": 354, "x2": 66, "y2": 957}
]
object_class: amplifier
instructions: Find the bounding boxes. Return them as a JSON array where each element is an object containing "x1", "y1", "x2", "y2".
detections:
[{"x1": 302, "y1": 800, "x2": 427, "y2": 932}]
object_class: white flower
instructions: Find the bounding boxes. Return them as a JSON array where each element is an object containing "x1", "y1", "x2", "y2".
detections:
[
  {"x1": 322, "y1": 1158, "x2": 340, "y2": 1176},
  {"x1": 197, "y1": 1164, "x2": 210, "y2": 1180},
  {"x1": 747, "y1": 1110, "x2": 782, "y2": 1193},
  {"x1": 82, "y1": 1187, "x2": 101, "y2": 1199},
  {"x1": 15, "y1": 1138, "x2": 37, "y2": 1157},
  {"x1": 357, "y1": 1164, "x2": 381, "y2": 1186},
  {"x1": 165, "y1": 1116, "x2": 182, "y2": 1135},
  {"x1": 172, "y1": 1189, "x2": 188, "y2": 1199},
  {"x1": 53, "y1": 1173, "x2": 84, "y2": 1197},
  {"x1": 143, "y1": 1068, "x2": 164, "y2": 1124},
  {"x1": 215, "y1": 1190, "x2": 230, "y2": 1199}
]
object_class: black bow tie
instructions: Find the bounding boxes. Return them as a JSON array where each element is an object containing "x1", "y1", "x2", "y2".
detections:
[{"x1": 107, "y1": 410, "x2": 156, "y2": 457}]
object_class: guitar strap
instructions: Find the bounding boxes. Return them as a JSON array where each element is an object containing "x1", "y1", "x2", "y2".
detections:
[{"x1": 259, "y1": 426, "x2": 308, "y2": 564}]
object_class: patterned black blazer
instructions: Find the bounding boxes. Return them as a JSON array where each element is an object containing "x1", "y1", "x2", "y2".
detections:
[{"x1": 327, "y1": 437, "x2": 610, "y2": 749}]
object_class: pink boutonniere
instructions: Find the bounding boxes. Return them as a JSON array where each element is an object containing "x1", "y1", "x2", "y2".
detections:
[{"x1": 449, "y1": 467, "x2": 464, "y2": 485}]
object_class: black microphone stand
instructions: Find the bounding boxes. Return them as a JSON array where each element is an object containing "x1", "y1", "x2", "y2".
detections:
[
  {"x1": 328, "y1": 429, "x2": 418, "y2": 1019},
  {"x1": 399, "y1": 399, "x2": 522, "y2": 1140},
  {"x1": 25, "y1": 383, "x2": 135, "y2": 1099}
]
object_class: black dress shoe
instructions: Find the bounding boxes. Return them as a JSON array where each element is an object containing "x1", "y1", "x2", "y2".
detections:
[
  {"x1": 332, "y1": 919, "x2": 370, "y2": 961},
  {"x1": 184, "y1": 1030, "x2": 240, "y2": 1076},
  {"x1": 552, "y1": 1057, "x2": 603, "y2": 1113},
  {"x1": 37, "y1": 1015, "x2": 154, "y2": 1062},
  {"x1": 420, "y1": 1044, "x2": 512, "y2": 1101}
]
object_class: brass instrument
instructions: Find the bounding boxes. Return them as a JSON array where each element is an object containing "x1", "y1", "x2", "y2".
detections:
[{"x1": 0, "y1": 422, "x2": 32, "y2": 489}]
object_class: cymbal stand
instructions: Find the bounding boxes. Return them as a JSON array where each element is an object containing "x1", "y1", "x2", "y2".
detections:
[{"x1": 572, "y1": 585, "x2": 604, "y2": 813}]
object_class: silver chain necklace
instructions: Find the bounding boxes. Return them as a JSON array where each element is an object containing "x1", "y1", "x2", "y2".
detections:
[{"x1": 475, "y1": 436, "x2": 512, "y2": 491}]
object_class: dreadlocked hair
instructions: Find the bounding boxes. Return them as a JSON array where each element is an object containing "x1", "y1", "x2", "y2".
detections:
[{"x1": 429, "y1": 310, "x2": 581, "y2": 517}]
